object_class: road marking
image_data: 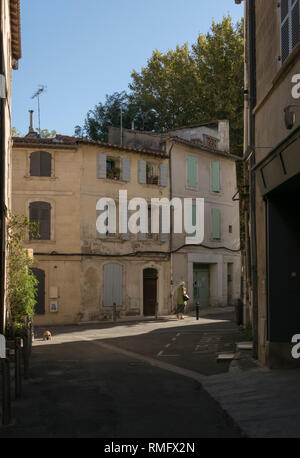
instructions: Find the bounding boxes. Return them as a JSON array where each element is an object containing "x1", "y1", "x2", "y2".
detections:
[
  {"x1": 73, "y1": 335, "x2": 206, "y2": 383},
  {"x1": 165, "y1": 344, "x2": 171, "y2": 348},
  {"x1": 171, "y1": 337, "x2": 177, "y2": 342},
  {"x1": 157, "y1": 351, "x2": 164, "y2": 357}
]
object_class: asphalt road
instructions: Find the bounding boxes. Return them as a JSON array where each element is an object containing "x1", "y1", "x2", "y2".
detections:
[{"x1": 0, "y1": 311, "x2": 245, "y2": 438}]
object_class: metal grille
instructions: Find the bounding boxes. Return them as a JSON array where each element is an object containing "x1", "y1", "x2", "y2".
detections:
[
  {"x1": 281, "y1": 0, "x2": 289, "y2": 22},
  {"x1": 292, "y1": 0, "x2": 300, "y2": 49},
  {"x1": 281, "y1": 18, "x2": 290, "y2": 62}
]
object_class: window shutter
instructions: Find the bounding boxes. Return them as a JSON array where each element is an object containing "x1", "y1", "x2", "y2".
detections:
[
  {"x1": 40, "y1": 151, "x2": 52, "y2": 177},
  {"x1": 30, "y1": 151, "x2": 41, "y2": 176},
  {"x1": 211, "y1": 161, "x2": 221, "y2": 192},
  {"x1": 122, "y1": 157, "x2": 131, "y2": 182},
  {"x1": 212, "y1": 208, "x2": 221, "y2": 239},
  {"x1": 103, "y1": 264, "x2": 123, "y2": 307},
  {"x1": 138, "y1": 160, "x2": 147, "y2": 184},
  {"x1": 160, "y1": 163, "x2": 168, "y2": 187},
  {"x1": 97, "y1": 152, "x2": 107, "y2": 179},
  {"x1": 187, "y1": 156, "x2": 197, "y2": 188}
]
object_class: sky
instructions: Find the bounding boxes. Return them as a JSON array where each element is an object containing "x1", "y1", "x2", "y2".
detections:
[{"x1": 12, "y1": 0, "x2": 244, "y2": 137}]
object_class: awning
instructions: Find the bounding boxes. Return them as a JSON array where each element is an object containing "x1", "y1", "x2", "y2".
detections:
[{"x1": 252, "y1": 125, "x2": 300, "y2": 196}]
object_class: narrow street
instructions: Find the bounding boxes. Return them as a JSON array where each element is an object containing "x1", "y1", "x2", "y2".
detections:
[{"x1": 0, "y1": 309, "x2": 245, "y2": 438}]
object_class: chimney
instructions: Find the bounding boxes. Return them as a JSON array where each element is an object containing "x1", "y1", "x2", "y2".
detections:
[{"x1": 26, "y1": 110, "x2": 38, "y2": 138}]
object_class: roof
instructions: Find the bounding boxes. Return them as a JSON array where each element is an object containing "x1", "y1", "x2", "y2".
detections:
[
  {"x1": 12, "y1": 135, "x2": 169, "y2": 158},
  {"x1": 10, "y1": 0, "x2": 22, "y2": 65},
  {"x1": 168, "y1": 136, "x2": 242, "y2": 161}
]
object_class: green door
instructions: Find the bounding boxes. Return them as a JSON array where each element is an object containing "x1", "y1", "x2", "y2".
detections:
[{"x1": 193, "y1": 265, "x2": 210, "y2": 308}]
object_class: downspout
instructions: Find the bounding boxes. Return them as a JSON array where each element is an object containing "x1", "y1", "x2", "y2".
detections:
[
  {"x1": 0, "y1": 0, "x2": 6, "y2": 334},
  {"x1": 168, "y1": 140, "x2": 174, "y2": 312},
  {"x1": 248, "y1": 0, "x2": 259, "y2": 359}
]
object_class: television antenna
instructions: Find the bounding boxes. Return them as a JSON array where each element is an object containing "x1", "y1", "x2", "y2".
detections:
[{"x1": 31, "y1": 85, "x2": 47, "y2": 135}]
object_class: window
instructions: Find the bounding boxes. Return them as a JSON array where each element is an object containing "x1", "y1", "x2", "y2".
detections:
[
  {"x1": 187, "y1": 156, "x2": 198, "y2": 188},
  {"x1": 106, "y1": 156, "x2": 121, "y2": 180},
  {"x1": 281, "y1": 0, "x2": 300, "y2": 64},
  {"x1": 30, "y1": 151, "x2": 51, "y2": 177},
  {"x1": 205, "y1": 136, "x2": 218, "y2": 150},
  {"x1": 29, "y1": 201, "x2": 51, "y2": 240},
  {"x1": 146, "y1": 163, "x2": 159, "y2": 185}
]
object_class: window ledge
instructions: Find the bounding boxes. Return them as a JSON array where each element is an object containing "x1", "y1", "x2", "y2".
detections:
[{"x1": 24, "y1": 175, "x2": 56, "y2": 180}]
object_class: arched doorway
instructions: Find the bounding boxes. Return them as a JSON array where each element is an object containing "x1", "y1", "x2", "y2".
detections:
[{"x1": 143, "y1": 268, "x2": 158, "y2": 316}]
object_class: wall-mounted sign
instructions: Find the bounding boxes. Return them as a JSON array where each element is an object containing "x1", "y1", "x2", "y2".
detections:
[{"x1": 49, "y1": 301, "x2": 58, "y2": 313}]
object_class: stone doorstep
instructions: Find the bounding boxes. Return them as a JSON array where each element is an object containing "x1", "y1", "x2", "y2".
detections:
[
  {"x1": 217, "y1": 353, "x2": 236, "y2": 361},
  {"x1": 236, "y1": 342, "x2": 253, "y2": 351}
]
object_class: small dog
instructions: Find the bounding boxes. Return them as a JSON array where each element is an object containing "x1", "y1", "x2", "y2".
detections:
[{"x1": 43, "y1": 331, "x2": 52, "y2": 341}]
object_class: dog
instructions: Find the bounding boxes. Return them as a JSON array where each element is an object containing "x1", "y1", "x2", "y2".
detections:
[{"x1": 43, "y1": 330, "x2": 52, "y2": 341}]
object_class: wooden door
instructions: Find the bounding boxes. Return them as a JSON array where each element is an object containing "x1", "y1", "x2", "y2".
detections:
[
  {"x1": 193, "y1": 265, "x2": 210, "y2": 308},
  {"x1": 143, "y1": 269, "x2": 157, "y2": 316}
]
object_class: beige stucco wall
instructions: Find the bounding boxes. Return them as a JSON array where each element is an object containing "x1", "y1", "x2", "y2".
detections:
[
  {"x1": 12, "y1": 144, "x2": 82, "y2": 325},
  {"x1": 169, "y1": 140, "x2": 241, "y2": 308},
  {"x1": 79, "y1": 143, "x2": 171, "y2": 320}
]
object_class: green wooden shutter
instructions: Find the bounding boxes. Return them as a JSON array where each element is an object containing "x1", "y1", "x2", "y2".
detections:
[
  {"x1": 212, "y1": 208, "x2": 221, "y2": 239},
  {"x1": 211, "y1": 161, "x2": 220, "y2": 192},
  {"x1": 187, "y1": 156, "x2": 197, "y2": 188}
]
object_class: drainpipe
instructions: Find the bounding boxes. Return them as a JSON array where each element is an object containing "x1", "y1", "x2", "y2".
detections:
[
  {"x1": 248, "y1": 0, "x2": 259, "y2": 359},
  {"x1": 0, "y1": 0, "x2": 6, "y2": 334},
  {"x1": 168, "y1": 140, "x2": 174, "y2": 311}
]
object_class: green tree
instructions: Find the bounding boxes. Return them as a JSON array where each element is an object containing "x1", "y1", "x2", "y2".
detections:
[
  {"x1": 12, "y1": 126, "x2": 21, "y2": 137},
  {"x1": 6, "y1": 213, "x2": 39, "y2": 336},
  {"x1": 76, "y1": 15, "x2": 244, "y2": 156},
  {"x1": 37, "y1": 128, "x2": 57, "y2": 138}
]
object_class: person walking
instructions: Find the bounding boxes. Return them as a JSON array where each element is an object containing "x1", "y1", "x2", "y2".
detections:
[{"x1": 176, "y1": 282, "x2": 188, "y2": 320}]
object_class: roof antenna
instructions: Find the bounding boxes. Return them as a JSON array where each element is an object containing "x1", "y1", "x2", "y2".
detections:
[{"x1": 31, "y1": 85, "x2": 47, "y2": 136}]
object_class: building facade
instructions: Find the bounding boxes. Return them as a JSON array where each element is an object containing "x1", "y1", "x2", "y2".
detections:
[
  {"x1": 243, "y1": 0, "x2": 300, "y2": 366},
  {"x1": 110, "y1": 122, "x2": 241, "y2": 312},
  {"x1": 0, "y1": 0, "x2": 22, "y2": 333},
  {"x1": 12, "y1": 132, "x2": 171, "y2": 325}
]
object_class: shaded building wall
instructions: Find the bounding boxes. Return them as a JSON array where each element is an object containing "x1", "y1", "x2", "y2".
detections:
[{"x1": 251, "y1": 0, "x2": 300, "y2": 365}]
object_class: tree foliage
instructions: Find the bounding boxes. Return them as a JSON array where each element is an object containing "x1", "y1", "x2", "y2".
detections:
[
  {"x1": 6, "y1": 213, "x2": 39, "y2": 334},
  {"x1": 76, "y1": 15, "x2": 244, "y2": 156}
]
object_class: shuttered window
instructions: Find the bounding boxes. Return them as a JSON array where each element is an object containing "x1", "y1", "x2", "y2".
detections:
[
  {"x1": 30, "y1": 151, "x2": 51, "y2": 177},
  {"x1": 29, "y1": 201, "x2": 51, "y2": 240},
  {"x1": 103, "y1": 264, "x2": 123, "y2": 307},
  {"x1": 211, "y1": 161, "x2": 221, "y2": 192},
  {"x1": 281, "y1": 0, "x2": 300, "y2": 64},
  {"x1": 211, "y1": 208, "x2": 221, "y2": 240},
  {"x1": 187, "y1": 156, "x2": 198, "y2": 188}
]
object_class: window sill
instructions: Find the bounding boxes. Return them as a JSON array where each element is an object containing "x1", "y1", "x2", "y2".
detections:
[{"x1": 24, "y1": 175, "x2": 56, "y2": 180}]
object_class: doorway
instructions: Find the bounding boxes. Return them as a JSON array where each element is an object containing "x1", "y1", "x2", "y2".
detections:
[
  {"x1": 193, "y1": 264, "x2": 210, "y2": 308},
  {"x1": 227, "y1": 263, "x2": 233, "y2": 306},
  {"x1": 30, "y1": 268, "x2": 45, "y2": 315},
  {"x1": 143, "y1": 268, "x2": 158, "y2": 316}
]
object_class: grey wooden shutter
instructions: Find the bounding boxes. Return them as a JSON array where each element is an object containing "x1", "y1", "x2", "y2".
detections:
[
  {"x1": 122, "y1": 157, "x2": 131, "y2": 182},
  {"x1": 97, "y1": 152, "x2": 107, "y2": 179},
  {"x1": 138, "y1": 160, "x2": 147, "y2": 184},
  {"x1": 30, "y1": 151, "x2": 41, "y2": 176},
  {"x1": 160, "y1": 163, "x2": 168, "y2": 187},
  {"x1": 40, "y1": 151, "x2": 51, "y2": 177},
  {"x1": 29, "y1": 201, "x2": 51, "y2": 240},
  {"x1": 103, "y1": 264, "x2": 123, "y2": 307}
]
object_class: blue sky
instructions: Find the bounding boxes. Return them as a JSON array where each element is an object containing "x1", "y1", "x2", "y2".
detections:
[{"x1": 12, "y1": 0, "x2": 244, "y2": 136}]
